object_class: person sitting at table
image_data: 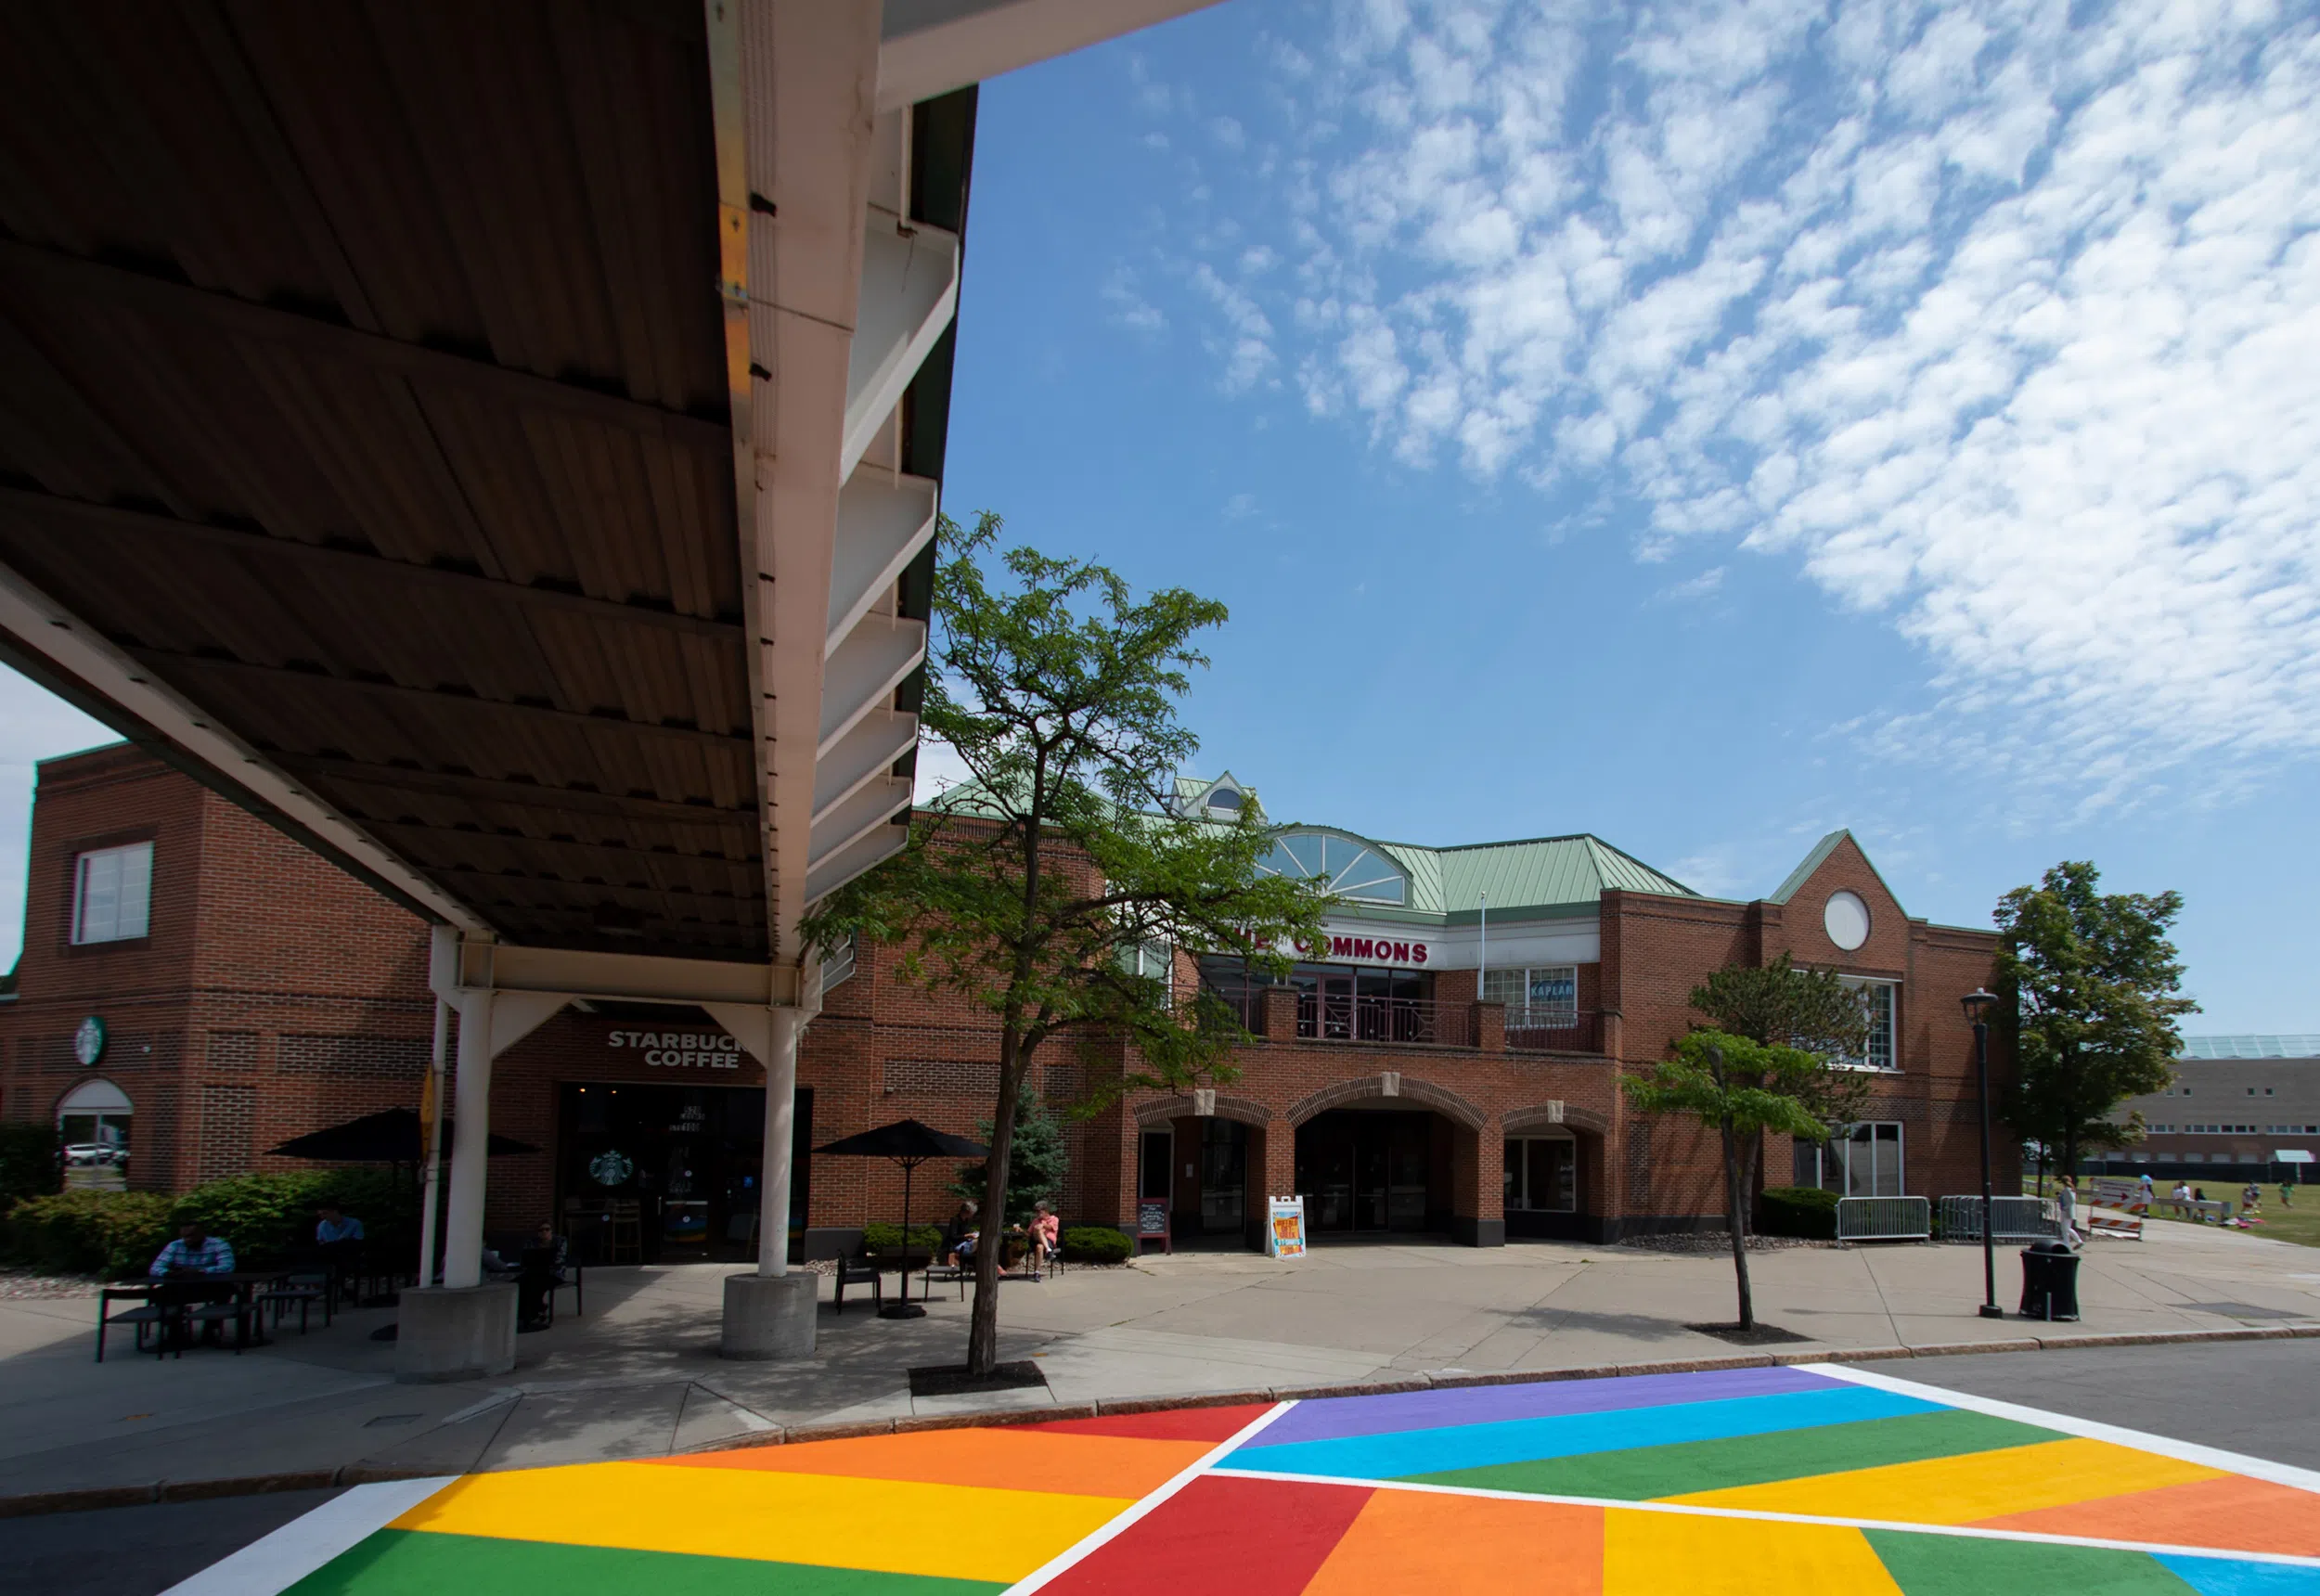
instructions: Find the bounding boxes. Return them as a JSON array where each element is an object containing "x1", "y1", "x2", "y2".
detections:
[
  {"x1": 315, "y1": 1202, "x2": 365, "y2": 1248},
  {"x1": 149, "y1": 1219, "x2": 235, "y2": 1277},
  {"x1": 516, "y1": 1221, "x2": 570, "y2": 1332},
  {"x1": 1029, "y1": 1202, "x2": 1060, "y2": 1267},
  {"x1": 944, "y1": 1200, "x2": 980, "y2": 1268}
]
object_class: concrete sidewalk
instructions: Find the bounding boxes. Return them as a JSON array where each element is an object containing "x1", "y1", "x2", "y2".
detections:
[{"x1": 6, "y1": 1217, "x2": 2316, "y2": 1511}]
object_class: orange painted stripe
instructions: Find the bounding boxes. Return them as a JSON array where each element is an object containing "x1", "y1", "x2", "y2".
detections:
[
  {"x1": 1302, "y1": 1487, "x2": 1605, "y2": 1595},
  {"x1": 1977, "y1": 1471, "x2": 2320, "y2": 1556},
  {"x1": 661, "y1": 1427, "x2": 1212, "y2": 1499},
  {"x1": 1026, "y1": 1404, "x2": 1276, "y2": 1442}
]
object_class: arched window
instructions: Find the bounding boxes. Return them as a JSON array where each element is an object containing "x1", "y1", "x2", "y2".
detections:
[
  {"x1": 1256, "y1": 830, "x2": 1407, "y2": 905},
  {"x1": 57, "y1": 1078, "x2": 132, "y2": 1180}
]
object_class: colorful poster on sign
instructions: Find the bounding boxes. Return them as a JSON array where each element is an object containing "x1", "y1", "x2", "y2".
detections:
[{"x1": 1266, "y1": 1194, "x2": 1306, "y2": 1258}]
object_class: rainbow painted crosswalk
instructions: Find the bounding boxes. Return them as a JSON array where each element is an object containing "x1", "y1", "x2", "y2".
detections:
[{"x1": 181, "y1": 1365, "x2": 2320, "y2": 1594}]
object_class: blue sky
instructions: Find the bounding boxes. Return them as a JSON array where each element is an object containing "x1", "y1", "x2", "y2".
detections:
[{"x1": 1, "y1": 0, "x2": 2314, "y2": 1033}]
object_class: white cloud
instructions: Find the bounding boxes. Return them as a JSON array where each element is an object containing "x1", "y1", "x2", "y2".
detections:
[
  {"x1": 1189, "y1": 261, "x2": 1277, "y2": 393},
  {"x1": 1102, "y1": 266, "x2": 1167, "y2": 335},
  {"x1": 1217, "y1": 0, "x2": 2320, "y2": 805}
]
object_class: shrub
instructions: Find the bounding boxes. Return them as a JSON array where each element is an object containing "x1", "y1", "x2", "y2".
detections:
[
  {"x1": 1758, "y1": 1185, "x2": 1840, "y2": 1239},
  {"x1": 862, "y1": 1221, "x2": 945, "y2": 1255},
  {"x1": 1060, "y1": 1225, "x2": 1131, "y2": 1264},
  {"x1": 4, "y1": 1189, "x2": 175, "y2": 1276},
  {"x1": 171, "y1": 1169, "x2": 419, "y2": 1270},
  {"x1": 0, "y1": 1122, "x2": 60, "y2": 1212}
]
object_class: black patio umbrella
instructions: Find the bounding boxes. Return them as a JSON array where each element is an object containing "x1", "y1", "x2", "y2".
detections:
[
  {"x1": 815, "y1": 1118, "x2": 988, "y2": 1319},
  {"x1": 268, "y1": 1108, "x2": 538, "y2": 1164}
]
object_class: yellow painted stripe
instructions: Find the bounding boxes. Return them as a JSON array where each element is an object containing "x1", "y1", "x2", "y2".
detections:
[
  {"x1": 1661, "y1": 1436, "x2": 2224, "y2": 1525},
  {"x1": 389, "y1": 1460, "x2": 1132, "y2": 1584},
  {"x1": 1604, "y1": 1504, "x2": 1901, "y2": 1596}
]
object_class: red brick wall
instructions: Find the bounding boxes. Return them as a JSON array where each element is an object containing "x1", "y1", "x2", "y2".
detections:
[
  {"x1": 0, "y1": 748, "x2": 435, "y2": 1194},
  {"x1": 0, "y1": 754, "x2": 2011, "y2": 1248}
]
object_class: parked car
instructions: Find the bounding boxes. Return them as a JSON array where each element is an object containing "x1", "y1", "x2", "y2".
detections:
[{"x1": 63, "y1": 1143, "x2": 122, "y2": 1166}]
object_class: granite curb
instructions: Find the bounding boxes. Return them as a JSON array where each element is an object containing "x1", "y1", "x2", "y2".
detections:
[{"x1": 4, "y1": 1321, "x2": 2313, "y2": 1519}]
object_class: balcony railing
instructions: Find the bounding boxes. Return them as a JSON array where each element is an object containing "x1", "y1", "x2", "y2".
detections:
[
  {"x1": 1296, "y1": 992, "x2": 1463, "y2": 1047},
  {"x1": 1194, "y1": 982, "x2": 1268, "y2": 1036},
  {"x1": 1503, "y1": 1006, "x2": 1602, "y2": 1054}
]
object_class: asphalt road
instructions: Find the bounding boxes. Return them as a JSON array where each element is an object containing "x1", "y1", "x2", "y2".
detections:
[
  {"x1": 5, "y1": 1340, "x2": 2316, "y2": 1594},
  {"x1": 1897, "y1": 1336, "x2": 2320, "y2": 1469}
]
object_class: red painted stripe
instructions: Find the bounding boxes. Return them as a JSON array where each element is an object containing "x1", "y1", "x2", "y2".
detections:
[
  {"x1": 1025, "y1": 1405, "x2": 1278, "y2": 1443},
  {"x1": 1040, "y1": 1474, "x2": 1373, "y2": 1595}
]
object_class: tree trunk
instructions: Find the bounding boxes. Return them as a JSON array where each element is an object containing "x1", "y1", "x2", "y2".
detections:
[
  {"x1": 1723, "y1": 1124, "x2": 1753, "y2": 1332},
  {"x1": 964, "y1": 1027, "x2": 1025, "y2": 1376}
]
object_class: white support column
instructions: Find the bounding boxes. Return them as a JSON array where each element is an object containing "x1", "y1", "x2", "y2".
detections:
[
  {"x1": 708, "y1": 993, "x2": 818, "y2": 1358},
  {"x1": 416, "y1": 992, "x2": 449, "y2": 1289},
  {"x1": 441, "y1": 986, "x2": 496, "y2": 1291},
  {"x1": 758, "y1": 1006, "x2": 805, "y2": 1276}
]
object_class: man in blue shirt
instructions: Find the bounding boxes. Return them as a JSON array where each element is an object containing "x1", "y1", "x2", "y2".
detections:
[
  {"x1": 148, "y1": 1221, "x2": 235, "y2": 1277},
  {"x1": 316, "y1": 1203, "x2": 365, "y2": 1245}
]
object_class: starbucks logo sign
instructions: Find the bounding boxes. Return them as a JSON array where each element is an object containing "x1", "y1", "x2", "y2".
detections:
[
  {"x1": 588, "y1": 1149, "x2": 634, "y2": 1187},
  {"x1": 72, "y1": 1016, "x2": 106, "y2": 1067}
]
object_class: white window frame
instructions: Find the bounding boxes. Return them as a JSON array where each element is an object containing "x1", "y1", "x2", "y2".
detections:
[
  {"x1": 1128, "y1": 940, "x2": 1174, "y2": 1008},
  {"x1": 71, "y1": 841, "x2": 153, "y2": 945},
  {"x1": 1837, "y1": 976, "x2": 1898, "y2": 1072},
  {"x1": 1503, "y1": 1132, "x2": 1577, "y2": 1213},
  {"x1": 1483, "y1": 965, "x2": 1579, "y2": 1018},
  {"x1": 1796, "y1": 1122, "x2": 1905, "y2": 1196}
]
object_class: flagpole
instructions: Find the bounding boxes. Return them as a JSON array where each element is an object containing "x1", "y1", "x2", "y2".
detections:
[{"x1": 1477, "y1": 892, "x2": 1487, "y2": 1001}]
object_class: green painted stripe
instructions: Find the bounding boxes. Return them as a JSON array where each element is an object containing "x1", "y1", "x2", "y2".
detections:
[
  {"x1": 1406, "y1": 1409, "x2": 2063, "y2": 1501},
  {"x1": 1865, "y1": 1527, "x2": 2205, "y2": 1595},
  {"x1": 283, "y1": 1529, "x2": 1010, "y2": 1595}
]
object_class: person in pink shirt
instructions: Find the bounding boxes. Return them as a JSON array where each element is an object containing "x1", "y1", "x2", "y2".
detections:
[{"x1": 1029, "y1": 1202, "x2": 1061, "y2": 1266}]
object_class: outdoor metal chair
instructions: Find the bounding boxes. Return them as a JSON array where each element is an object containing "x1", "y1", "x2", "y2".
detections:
[
  {"x1": 94, "y1": 1286, "x2": 171, "y2": 1362},
  {"x1": 832, "y1": 1255, "x2": 883, "y2": 1314}
]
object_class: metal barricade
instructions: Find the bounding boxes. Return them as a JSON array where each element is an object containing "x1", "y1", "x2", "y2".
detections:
[
  {"x1": 1836, "y1": 1195, "x2": 1930, "y2": 1240},
  {"x1": 1940, "y1": 1194, "x2": 2059, "y2": 1242}
]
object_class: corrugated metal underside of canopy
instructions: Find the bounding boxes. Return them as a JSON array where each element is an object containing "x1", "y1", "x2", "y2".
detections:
[{"x1": 0, "y1": 0, "x2": 973, "y2": 972}]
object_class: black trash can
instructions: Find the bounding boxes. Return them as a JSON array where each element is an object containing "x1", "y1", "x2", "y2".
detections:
[{"x1": 2018, "y1": 1241, "x2": 2081, "y2": 1321}]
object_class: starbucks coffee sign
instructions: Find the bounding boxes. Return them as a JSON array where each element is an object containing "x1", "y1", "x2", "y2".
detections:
[{"x1": 72, "y1": 1016, "x2": 106, "y2": 1067}]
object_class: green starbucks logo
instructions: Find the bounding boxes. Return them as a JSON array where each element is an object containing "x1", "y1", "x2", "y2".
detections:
[
  {"x1": 72, "y1": 1016, "x2": 106, "y2": 1067},
  {"x1": 588, "y1": 1149, "x2": 634, "y2": 1187}
]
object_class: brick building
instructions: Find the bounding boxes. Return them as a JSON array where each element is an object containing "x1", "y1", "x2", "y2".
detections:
[
  {"x1": 2094, "y1": 1036, "x2": 2320, "y2": 1184},
  {"x1": 1, "y1": 750, "x2": 2013, "y2": 1255}
]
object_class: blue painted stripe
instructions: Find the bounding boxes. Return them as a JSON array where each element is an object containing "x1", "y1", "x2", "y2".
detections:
[
  {"x1": 2156, "y1": 1553, "x2": 2320, "y2": 1595},
  {"x1": 1238, "y1": 1385, "x2": 1946, "y2": 1482}
]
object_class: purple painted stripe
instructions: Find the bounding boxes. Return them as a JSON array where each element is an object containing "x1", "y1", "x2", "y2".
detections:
[{"x1": 1242, "y1": 1365, "x2": 1845, "y2": 1448}]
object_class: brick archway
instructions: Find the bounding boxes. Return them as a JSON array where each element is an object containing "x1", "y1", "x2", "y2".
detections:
[
  {"x1": 1133, "y1": 1093, "x2": 1270, "y2": 1127},
  {"x1": 1284, "y1": 1075, "x2": 1486, "y2": 1131},
  {"x1": 1502, "y1": 1102, "x2": 1610, "y2": 1137}
]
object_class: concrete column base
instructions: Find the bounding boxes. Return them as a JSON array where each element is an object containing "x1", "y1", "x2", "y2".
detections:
[
  {"x1": 394, "y1": 1282, "x2": 517, "y2": 1383},
  {"x1": 721, "y1": 1270, "x2": 818, "y2": 1360}
]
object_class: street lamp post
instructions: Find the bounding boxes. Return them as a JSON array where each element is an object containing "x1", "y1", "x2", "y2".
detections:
[{"x1": 1963, "y1": 988, "x2": 2004, "y2": 1319}]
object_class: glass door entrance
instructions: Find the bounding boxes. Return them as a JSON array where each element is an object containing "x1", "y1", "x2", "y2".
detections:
[{"x1": 1295, "y1": 1111, "x2": 1436, "y2": 1233}]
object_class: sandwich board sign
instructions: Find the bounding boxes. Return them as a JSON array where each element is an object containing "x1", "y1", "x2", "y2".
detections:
[{"x1": 1267, "y1": 1194, "x2": 1307, "y2": 1259}]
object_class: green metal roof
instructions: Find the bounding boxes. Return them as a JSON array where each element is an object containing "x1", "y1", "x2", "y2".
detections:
[
  {"x1": 1366, "y1": 832, "x2": 1693, "y2": 920},
  {"x1": 922, "y1": 775, "x2": 1697, "y2": 920},
  {"x1": 1767, "y1": 829, "x2": 1907, "y2": 916}
]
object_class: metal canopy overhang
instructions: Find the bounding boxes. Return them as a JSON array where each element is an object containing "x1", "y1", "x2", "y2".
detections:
[{"x1": 0, "y1": 0, "x2": 1218, "y2": 987}]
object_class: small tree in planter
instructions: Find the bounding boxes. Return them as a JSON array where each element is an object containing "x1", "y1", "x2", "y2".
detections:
[
  {"x1": 1621, "y1": 1031, "x2": 1830, "y2": 1332},
  {"x1": 804, "y1": 514, "x2": 1332, "y2": 1379}
]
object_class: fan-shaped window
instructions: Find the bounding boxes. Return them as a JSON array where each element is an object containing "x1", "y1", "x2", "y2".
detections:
[
  {"x1": 1205, "y1": 788, "x2": 1243, "y2": 812},
  {"x1": 1256, "y1": 830, "x2": 1407, "y2": 905}
]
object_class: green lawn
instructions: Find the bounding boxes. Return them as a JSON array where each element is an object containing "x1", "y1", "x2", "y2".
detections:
[{"x1": 2019, "y1": 1174, "x2": 2320, "y2": 1247}]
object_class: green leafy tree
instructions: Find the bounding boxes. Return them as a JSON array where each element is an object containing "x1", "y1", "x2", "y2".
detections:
[
  {"x1": 1689, "y1": 953, "x2": 1875, "y2": 1214},
  {"x1": 1996, "y1": 861, "x2": 2197, "y2": 1178},
  {"x1": 1621, "y1": 1030, "x2": 1832, "y2": 1330},
  {"x1": 804, "y1": 513, "x2": 1332, "y2": 1377},
  {"x1": 949, "y1": 1088, "x2": 1066, "y2": 1226}
]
